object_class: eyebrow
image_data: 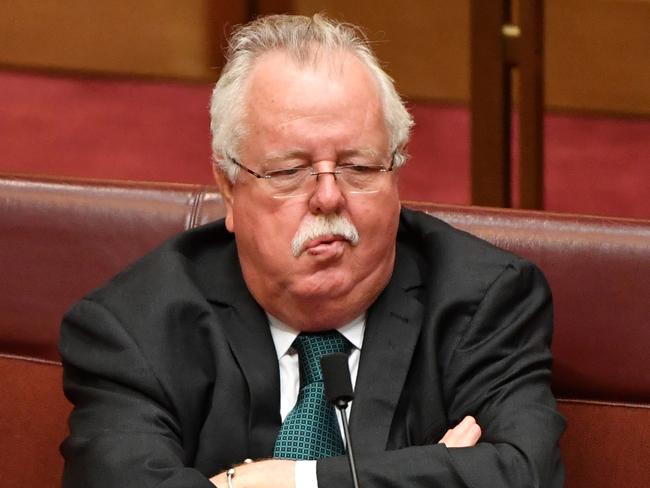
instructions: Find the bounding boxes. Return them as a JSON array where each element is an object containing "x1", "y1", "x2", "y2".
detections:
[
  {"x1": 264, "y1": 150, "x2": 311, "y2": 164},
  {"x1": 339, "y1": 147, "x2": 381, "y2": 159},
  {"x1": 263, "y1": 146, "x2": 381, "y2": 166}
]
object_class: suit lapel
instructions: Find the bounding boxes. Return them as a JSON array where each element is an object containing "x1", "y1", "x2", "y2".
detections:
[
  {"x1": 349, "y1": 244, "x2": 424, "y2": 453},
  {"x1": 198, "y1": 235, "x2": 282, "y2": 459},
  {"x1": 221, "y1": 296, "x2": 282, "y2": 459}
]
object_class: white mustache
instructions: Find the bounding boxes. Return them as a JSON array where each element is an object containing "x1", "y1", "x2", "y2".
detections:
[{"x1": 291, "y1": 214, "x2": 360, "y2": 257}]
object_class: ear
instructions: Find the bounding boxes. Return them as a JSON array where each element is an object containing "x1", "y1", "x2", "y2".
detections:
[{"x1": 212, "y1": 162, "x2": 236, "y2": 233}]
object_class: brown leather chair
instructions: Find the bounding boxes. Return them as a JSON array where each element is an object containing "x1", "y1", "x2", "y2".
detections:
[{"x1": 1, "y1": 173, "x2": 648, "y2": 487}]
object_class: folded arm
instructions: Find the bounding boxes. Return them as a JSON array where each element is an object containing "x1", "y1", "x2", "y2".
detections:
[{"x1": 208, "y1": 416, "x2": 480, "y2": 488}]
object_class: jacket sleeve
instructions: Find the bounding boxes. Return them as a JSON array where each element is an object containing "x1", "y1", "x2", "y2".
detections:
[
  {"x1": 317, "y1": 259, "x2": 565, "y2": 488},
  {"x1": 60, "y1": 298, "x2": 215, "y2": 488}
]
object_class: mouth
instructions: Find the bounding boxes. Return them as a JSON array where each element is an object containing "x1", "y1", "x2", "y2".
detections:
[
  {"x1": 302, "y1": 234, "x2": 349, "y2": 257},
  {"x1": 290, "y1": 214, "x2": 360, "y2": 257}
]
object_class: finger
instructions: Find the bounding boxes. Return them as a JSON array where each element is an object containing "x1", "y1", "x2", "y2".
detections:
[
  {"x1": 438, "y1": 416, "x2": 482, "y2": 448},
  {"x1": 438, "y1": 416, "x2": 472, "y2": 445}
]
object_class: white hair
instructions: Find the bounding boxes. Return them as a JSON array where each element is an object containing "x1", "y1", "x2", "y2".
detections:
[{"x1": 210, "y1": 14, "x2": 414, "y2": 182}]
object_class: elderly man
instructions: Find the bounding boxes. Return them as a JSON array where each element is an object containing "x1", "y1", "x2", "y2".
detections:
[{"x1": 60, "y1": 14, "x2": 564, "y2": 488}]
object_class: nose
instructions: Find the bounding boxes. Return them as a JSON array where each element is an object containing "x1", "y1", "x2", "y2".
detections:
[{"x1": 308, "y1": 170, "x2": 346, "y2": 215}]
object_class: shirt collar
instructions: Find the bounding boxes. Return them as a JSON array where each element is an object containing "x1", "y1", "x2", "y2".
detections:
[{"x1": 267, "y1": 313, "x2": 366, "y2": 359}]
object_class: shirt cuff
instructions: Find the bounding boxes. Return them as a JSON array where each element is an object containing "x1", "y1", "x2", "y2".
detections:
[{"x1": 295, "y1": 460, "x2": 318, "y2": 488}]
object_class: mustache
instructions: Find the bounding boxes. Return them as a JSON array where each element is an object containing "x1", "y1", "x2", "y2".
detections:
[{"x1": 291, "y1": 214, "x2": 360, "y2": 257}]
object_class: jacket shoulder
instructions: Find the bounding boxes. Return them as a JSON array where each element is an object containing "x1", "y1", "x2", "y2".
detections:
[
  {"x1": 398, "y1": 207, "x2": 519, "y2": 268},
  {"x1": 75, "y1": 219, "x2": 237, "y2": 319}
]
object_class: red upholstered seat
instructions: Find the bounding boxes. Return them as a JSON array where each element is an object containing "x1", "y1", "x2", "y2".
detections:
[{"x1": 1, "y1": 174, "x2": 648, "y2": 487}]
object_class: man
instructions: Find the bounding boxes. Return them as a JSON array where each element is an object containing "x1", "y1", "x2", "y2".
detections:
[{"x1": 60, "y1": 14, "x2": 564, "y2": 488}]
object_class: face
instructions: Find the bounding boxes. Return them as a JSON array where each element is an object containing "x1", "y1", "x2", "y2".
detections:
[{"x1": 214, "y1": 50, "x2": 401, "y2": 331}]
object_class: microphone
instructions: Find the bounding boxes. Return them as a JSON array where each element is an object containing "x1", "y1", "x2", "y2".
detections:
[{"x1": 321, "y1": 352, "x2": 360, "y2": 488}]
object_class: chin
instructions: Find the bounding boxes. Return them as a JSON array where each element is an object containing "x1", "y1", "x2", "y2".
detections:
[{"x1": 290, "y1": 271, "x2": 354, "y2": 300}]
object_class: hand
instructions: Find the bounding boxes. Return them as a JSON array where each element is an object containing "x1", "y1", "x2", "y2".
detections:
[
  {"x1": 438, "y1": 415, "x2": 482, "y2": 448},
  {"x1": 210, "y1": 459, "x2": 295, "y2": 488}
]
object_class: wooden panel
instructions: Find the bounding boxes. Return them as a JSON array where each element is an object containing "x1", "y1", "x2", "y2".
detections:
[
  {"x1": 293, "y1": 0, "x2": 470, "y2": 102},
  {"x1": 470, "y1": 0, "x2": 511, "y2": 207},
  {"x1": 253, "y1": 0, "x2": 294, "y2": 15},
  {"x1": 0, "y1": 0, "x2": 248, "y2": 80},
  {"x1": 291, "y1": 0, "x2": 649, "y2": 114},
  {"x1": 545, "y1": 0, "x2": 650, "y2": 114},
  {"x1": 517, "y1": 0, "x2": 545, "y2": 209},
  {"x1": 2, "y1": 1, "x2": 647, "y2": 113}
]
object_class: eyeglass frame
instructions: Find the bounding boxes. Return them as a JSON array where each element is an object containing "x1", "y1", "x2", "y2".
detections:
[{"x1": 225, "y1": 151, "x2": 396, "y2": 196}]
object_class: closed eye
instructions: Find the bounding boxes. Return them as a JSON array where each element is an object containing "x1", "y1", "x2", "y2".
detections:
[
  {"x1": 265, "y1": 167, "x2": 309, "y2": 178},
  {"x1": 340, "y1": 164, "x2": 382, "y2": 173}
]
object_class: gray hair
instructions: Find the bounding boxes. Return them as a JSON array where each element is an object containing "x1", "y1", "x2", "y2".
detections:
[{"x1": 210, "y1": 14, "x2": 414, "y2": 181}]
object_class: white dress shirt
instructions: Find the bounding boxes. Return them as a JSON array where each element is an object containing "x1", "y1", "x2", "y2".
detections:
[{"x1": 267, "y1": 313, "x2": 365, "y2": 488}]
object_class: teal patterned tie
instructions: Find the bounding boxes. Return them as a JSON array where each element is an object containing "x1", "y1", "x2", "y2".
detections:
[{"x1": 273, "y1": 331, "x2": 352, "y2": 459}]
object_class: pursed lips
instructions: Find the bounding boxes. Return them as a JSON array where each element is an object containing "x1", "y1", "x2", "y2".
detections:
[{"x1": 303, "y1": 234, "x2": 349, "y2": 256}]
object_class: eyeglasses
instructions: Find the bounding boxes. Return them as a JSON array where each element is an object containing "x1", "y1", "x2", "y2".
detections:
[{"x1": 228, "y1": 154, "x2": 395, "y2": 199}]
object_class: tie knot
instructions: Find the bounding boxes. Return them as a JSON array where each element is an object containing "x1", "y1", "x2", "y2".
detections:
[{"x1": 294, "y1": 331, "x2": 351, "y2": 386}]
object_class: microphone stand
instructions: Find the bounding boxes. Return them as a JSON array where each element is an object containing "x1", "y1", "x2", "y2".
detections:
[
  {"x1": 334, "y1": 398, "x2": 360, "y2": 488},
  {"x1": 322, "y1": 352, "x2": 361, "y2": 488}
]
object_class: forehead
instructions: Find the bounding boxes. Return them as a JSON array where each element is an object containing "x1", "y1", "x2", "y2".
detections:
[
  {"x1": 246, "y1": 49, "x2": 381, "y2": 115},
  {"x1": 240, "y1": 49, "x2": 389, "y2": 160}
]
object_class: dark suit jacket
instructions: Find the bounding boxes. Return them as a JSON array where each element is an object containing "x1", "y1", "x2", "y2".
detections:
[{"x1": 60, "y1": 208, "x2": 564, "y2": 487}]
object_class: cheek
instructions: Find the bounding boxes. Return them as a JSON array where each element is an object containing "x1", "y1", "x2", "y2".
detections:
[
  {"x1": 232, "y1": 200, "x2": 301, "y2": 260},
  {"x1": 356, "y1": 192, "x2": 400, "y2": 233},
  {"x1": 352, "y1": 199, "x2": 400, "y2": 258}
]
